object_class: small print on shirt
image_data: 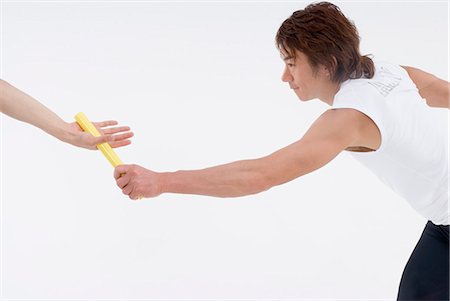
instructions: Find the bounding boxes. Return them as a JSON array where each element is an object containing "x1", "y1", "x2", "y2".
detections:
[{"x1": 368, "y1": 66, "x2": 402, "y2": 97}]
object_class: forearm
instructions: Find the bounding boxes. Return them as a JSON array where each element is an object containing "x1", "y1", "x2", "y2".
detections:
[
  {"x1": 157, "y1": 131, "x2": 339, "y2": 198},
  {"x1": 0, "y1": 79, "x2": 73, "y2": 142},
  {"x1": 159, "y1": 159, "x2": 271, "y2": 198}
]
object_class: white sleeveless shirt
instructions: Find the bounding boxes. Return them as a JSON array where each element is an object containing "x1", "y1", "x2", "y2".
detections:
[{"x1": 332, "y1": 61, "x2": 449, "y2": 225}]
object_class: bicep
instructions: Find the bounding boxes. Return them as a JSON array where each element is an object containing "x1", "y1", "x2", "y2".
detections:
[{"x1": 258, "y1": 109, "x2": 361, "y2": 187}]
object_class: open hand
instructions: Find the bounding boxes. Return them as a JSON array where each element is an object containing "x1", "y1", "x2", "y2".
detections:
[{"x1": 67, "y1": 120, "x2": 134, "y2": 150}]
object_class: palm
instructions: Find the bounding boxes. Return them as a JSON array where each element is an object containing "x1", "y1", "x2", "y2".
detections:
[{"x1": 68, "y1": 120, "x2": 133, "y2": 150}]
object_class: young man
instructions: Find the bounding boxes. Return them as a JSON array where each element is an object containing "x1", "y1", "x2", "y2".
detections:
[{"x1": 114, "y1": 2, "x2": 449, "y2": 299}]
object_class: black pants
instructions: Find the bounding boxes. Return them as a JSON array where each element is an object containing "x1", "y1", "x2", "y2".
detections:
[{"x1": 397, "y1": 221, "x2": 449, "y2": 300}]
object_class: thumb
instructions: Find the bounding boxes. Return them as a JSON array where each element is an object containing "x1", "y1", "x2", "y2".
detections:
[{"x1": 114, "y1": 164, "x2": 130, "y2": 179}]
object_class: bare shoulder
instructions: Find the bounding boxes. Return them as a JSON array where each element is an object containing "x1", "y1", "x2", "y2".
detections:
[
  {"x1": 305, "y1": 108, "x2": 381, "y2": 151},
  {"x1": 258, "y1": 108, "x2": 380, "y2": 185},
  {"x1": 307, "y1": 108, "x2": 369, "y2": 138}
]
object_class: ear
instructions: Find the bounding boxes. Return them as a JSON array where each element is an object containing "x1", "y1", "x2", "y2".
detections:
[
  {"x1": 319, "y1": 65, "x2": 331, "y2": 78},
  {"x1": 322, "y1": 56, "x2": 337, "y2": 78}
]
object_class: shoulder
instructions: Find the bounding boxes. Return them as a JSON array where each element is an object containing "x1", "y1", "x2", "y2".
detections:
[
  {"x1": 319, "y1": 108, "x2": 369, "y2": 130},
  {"x1": 305, "y1": 108, "x2": 366, "y2": 144},
  {"x1": 306, "y1": 108, "x2": 381, "y2": 151}
]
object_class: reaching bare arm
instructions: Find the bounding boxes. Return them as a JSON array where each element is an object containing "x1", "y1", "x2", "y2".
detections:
[
  {"x1": 401, "y1": 66, "x2": 450, "y2": 109},
  {"x1": 0, "y1": 79, "x2": 133, "y2": 149},
  {"x1": 114, "y1": 108, "x2": 366, "y2": 200}
]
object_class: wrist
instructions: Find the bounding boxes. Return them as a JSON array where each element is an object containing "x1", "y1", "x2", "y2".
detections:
[
  {"x1": 58, "y1": 122, "x2": 77, "y2": 144},
  {"x1": 157, "y1": 171, "x2": 173, "y2": 195}
]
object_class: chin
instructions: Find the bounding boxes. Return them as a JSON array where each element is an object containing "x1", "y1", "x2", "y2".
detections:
[
  {"x1": 296, "y1": 94, "x2": 313, "y2": 102},
  {"x1": 294, "y1": 90, "x2": 311, "y2": 102}
]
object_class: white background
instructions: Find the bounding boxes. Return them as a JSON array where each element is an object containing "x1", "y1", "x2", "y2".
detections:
[{"x1": 1, "y1": 1, "x2": 448, "y2": 300}]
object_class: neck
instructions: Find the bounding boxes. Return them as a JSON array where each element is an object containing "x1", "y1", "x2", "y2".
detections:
[{"x1": 319, "y1": 82, "x2": 341, "y2": 106}]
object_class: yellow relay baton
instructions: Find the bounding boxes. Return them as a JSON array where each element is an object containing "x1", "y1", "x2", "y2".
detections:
[
  {"x1": 75, "y1": 112, "x2": 142, "y2": 199},
  {"x1": 74, "y1": 112, "x2": 123, "y2": 167}
]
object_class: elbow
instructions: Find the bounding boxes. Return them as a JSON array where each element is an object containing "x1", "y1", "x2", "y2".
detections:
[
  {"x1": 244, "y1": 158, "x2": 290, "y2": 195},
  {"x1": 236, "y1": 158, "x2": 281, "y2": 197},
  {"x1": 236, "y1": 172, "x2": 273, "y2": 197},
  {"x1": 259, "y1": 173, "x2": 276, "y2": 193},
  {"x1": 251, "y1": 171, "x2": 275, "y2": 195}
]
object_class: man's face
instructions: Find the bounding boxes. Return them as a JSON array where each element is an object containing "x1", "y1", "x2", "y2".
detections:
[{"x1": 281, "y1": 50, "x2": 327, "y2": 102}]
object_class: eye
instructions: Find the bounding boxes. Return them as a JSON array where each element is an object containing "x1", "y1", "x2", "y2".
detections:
[{"x1": 287, "y1": 63, "x2": 295, "y2": 67}]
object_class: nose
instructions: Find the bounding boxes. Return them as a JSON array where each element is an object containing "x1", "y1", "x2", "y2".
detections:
[{"x1": 281, "y1": 65, "x2": 293, "y2": 83}]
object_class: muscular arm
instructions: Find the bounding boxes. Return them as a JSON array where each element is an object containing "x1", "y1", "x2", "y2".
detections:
[
  {"x1": 146, "y1": 109, "x2": 362, "y2": 198},
  {"x1": 401, "y1": 66, "x2": 450, "y2": 109}
]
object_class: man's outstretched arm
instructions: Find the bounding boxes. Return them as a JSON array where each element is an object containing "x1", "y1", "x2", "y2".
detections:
[{"x1": 115, "y1": 108, "x2": 365, "y2": 200}]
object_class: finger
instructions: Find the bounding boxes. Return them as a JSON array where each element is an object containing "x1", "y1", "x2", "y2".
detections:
[
  {"x1": 93, "y1": 120, "x2": 118, "y2": 127},
  {"x1": 114, "y1": 165, "x2": 129, "y2": 179},
  {"x1": 128, "y1": 186, "x2": 139, "y2": 200},
  {"x1": 101, "y1": 126, "x2": 131, "y2": 135},
  {"x1": 91, "y1": 132, "x2": 133, "y2": 147},
  {"x1": 129, "y1": 192, "x2": 141, "y2": 201},
  {"x1": 122, "y1": 184, "x2": 133, "y2": 195},
  {"x1": 116, "y1": 175, "x2": 130, "y2": 189},
  {"x1": 130, "y1": 188, "x2": 145, "y2": 200},
  {"x1": 116, "y1": 174, "x2": 131, "y2": 188},
  {"x1": 110, "y1": 132, "x2": 134, "y2": 141},
  {"x1": 109, "y1": 139, "x2": 132, "y2": 148}
]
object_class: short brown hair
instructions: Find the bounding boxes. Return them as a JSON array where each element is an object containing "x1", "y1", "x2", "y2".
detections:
[{"x1": 276, "y1": 2, "x2": 374, "y2": 83}]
